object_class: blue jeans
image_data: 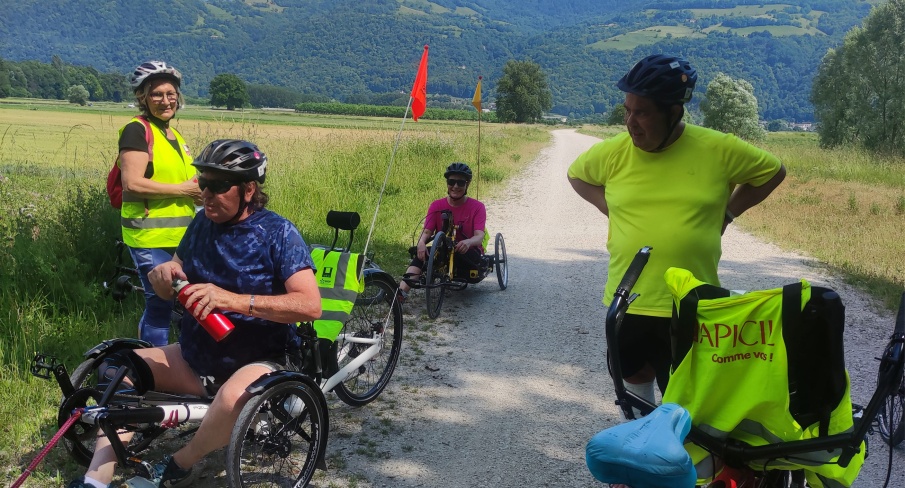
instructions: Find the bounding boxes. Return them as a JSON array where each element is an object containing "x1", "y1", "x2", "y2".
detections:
[{"x1": 128, "y1": 246, "x2": 177, "y2": 346}]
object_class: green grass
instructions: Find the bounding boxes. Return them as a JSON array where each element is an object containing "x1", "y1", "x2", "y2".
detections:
[{"x1": 0, "y1": 100, "x2": 548, "y2": 486}]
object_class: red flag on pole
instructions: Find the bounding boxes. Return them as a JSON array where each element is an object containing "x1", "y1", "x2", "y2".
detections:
[{"x1": 410, "y1": 45, "x2": 429, "y2": 121}]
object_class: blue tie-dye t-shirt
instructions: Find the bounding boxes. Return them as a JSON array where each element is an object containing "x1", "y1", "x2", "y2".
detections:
[{"x1": 176, "y1": 209, "x2": 314, "y2": 382}]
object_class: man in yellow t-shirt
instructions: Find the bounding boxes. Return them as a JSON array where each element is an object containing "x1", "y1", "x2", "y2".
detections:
[{"x1": 568, "y1": 54, "x2": 786, "y2": 409}]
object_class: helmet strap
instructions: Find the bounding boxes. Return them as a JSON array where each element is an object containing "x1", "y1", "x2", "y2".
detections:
[
  {"x1": 226, "y1": 182, "x2": 254, "y2": 225},
  {"x1": 654, "y1": 106, "x2": 685, "y2": 152}
]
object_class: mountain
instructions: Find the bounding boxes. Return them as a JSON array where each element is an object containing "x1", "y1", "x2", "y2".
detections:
[{"x1": 0, "y1": 0, "x2": 875, "y2": 121}]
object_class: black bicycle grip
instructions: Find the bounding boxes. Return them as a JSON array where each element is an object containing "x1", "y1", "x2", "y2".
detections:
[
  {"x1": 615, "y1": 246, "x2": 652, "y2": 295},
  {"x1": 896, "y1": 292, "x2": 905, "y2": 335}
]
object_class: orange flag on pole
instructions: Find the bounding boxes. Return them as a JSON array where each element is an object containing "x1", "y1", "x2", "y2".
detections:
[
  {"x1": 410, "y1": 45, "x2": 429, "y2": 121},
  {"x1": 472, "y1": 76, "x2": 482, "y2": 112}
]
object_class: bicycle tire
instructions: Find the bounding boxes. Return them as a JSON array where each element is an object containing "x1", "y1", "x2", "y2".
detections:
[
  {"x1": 333, "y1": 273, "x2": 404, "y2": 407},
  {"x1": 877, "y1": 373, "x2": 905, "y2": 447},
  {"x1": 425, "y1": 232, "x2": 448, "y2": 319},
  {"x1": 877, "y1": 293, "x2": 905, "y2": 447},
  {"x1": 226, "y1": 380, "x2": 328, "y2": 488},
  {"x1": 494, "y1": 232, "x2": 508, "y2": 290},
  {"x1": 63, "y1": 354, "x2": 155, "y2": 467}
]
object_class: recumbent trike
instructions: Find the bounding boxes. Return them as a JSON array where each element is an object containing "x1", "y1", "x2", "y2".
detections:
[
  {"x1": 30, "y1": 210, "x2": 403, "y2": 487},
  {"x1": 402, "y1": 209, "x2": 508, "y2": 319}
]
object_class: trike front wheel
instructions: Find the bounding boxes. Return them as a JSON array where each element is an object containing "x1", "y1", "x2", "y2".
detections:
[{"x1": 425, "y1": 232, "x2": 448, "y2": 319}]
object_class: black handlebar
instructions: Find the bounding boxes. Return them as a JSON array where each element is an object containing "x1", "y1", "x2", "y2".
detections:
[
  {"x1": 615, "y1": 246, "x2": 652, "y2": 297},
  {"x1": 605, "y1": 246, "x2": 654, "y2": 420}
]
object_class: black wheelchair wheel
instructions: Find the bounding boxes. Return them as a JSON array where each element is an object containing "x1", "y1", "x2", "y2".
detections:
[
  {"x1": 425, "y1": 232, "x2": 448, "y2": 319},
  {"x1": 62, "y1": 346, "x2": 154, "y2": 467},
  {"x1": 494, "y1": 233, "x2": 508, "y2": 290},
  {"x1": 333, "y1": 272, "x2": 404, "y2": 407},
  {"x1": 877, "y1": 373, "x2": 905, "y2": 447},
  {"x1": 227, "y1": 380, "x2": 328, "y2": 488}
]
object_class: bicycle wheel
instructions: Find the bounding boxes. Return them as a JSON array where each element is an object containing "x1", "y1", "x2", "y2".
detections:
[
  {"x1": 494, "y1": 232, "x2": 508, "y2": 290},
  {"x1": 333, "y1": 273, "x2": 404, "y2": 407},
  {"x1": 62, "y1": 350, "x2": 155, "y2": 467},
  {"x1": 424, "y1": 232, "x2": 448, "y2": 319},
  {"x1": 227, "y1": 380, "x2": 328, "y2": 488},
  {"x1": 877, "y1": 375, "x2": 905, "y2": 447}
]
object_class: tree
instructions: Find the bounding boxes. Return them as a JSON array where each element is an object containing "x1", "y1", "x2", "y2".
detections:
[
  {"x1": 767, "y1": 120, "x2": 789, "y2": 132},
  {"x1": 67, "y1": 84, "x2": 89, "y2": 105},
  {"x1": 606, "y1": 104, "x2": 626, "y2": 126},
  {"x1": 811, "y1": 0, "x2": 905, "y2": 155},
  {"x1": 700, "y1": 73, "x2": 766, "y2": 142},
  {"x1": 209, "y1": 73, "x2": 249, "y2": 110},
  {"x1": 495, "y1": 60, "x2": 552, "y2": 123}
]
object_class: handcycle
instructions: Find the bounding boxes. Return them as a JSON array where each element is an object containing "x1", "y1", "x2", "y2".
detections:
[
  {"x1": 28, "y1": 210, "x2": 403, "y2": 487},
  {"x1": 596, "y1": 246, "x2": 904, "y2": 487},
  {"x1": 402, "y1": 209, "x2": 508, "y2": 318}
]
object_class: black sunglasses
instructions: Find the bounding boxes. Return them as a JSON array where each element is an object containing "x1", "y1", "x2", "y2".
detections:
[
  {"x1": 198, "y1": 177, "x2": 240, "y2": 194},
  {"x1": 447, "y1": 178, "x2": 468, "y2": 187}
]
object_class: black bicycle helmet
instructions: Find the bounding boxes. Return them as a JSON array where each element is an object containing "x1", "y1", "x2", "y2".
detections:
[
  {"x1": 444, "y1": 162, "x2": 473, "y2": 181},
  {"x1": 192, "y1": 139, "x2": 268, "y2": 183},
  {"x1": 617, "y1": 54, "x2": 697, "y2": 105},
  {"x1": 129, "y1": 61, "x2": 183, "y2": 91}
]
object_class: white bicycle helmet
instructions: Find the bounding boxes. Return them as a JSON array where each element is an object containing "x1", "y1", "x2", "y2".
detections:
[{"x1": 129, "y1": 61, "x2": 183, "y2": 90}]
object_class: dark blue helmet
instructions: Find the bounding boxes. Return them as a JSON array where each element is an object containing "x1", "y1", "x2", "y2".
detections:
[{"x1": 617, "y1": 54, "x2": 697, "y2": 105}]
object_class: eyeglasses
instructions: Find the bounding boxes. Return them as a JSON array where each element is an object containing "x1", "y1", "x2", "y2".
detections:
[
  {"x1": 447, "y1": 178, "x2": 468, "y2": 187},
  {"x1": 149, "y1": 91, "x2": 179, "y2": 102},
  {"x1": 198, "y1": 177, "x2": 239, "y2": 194}
]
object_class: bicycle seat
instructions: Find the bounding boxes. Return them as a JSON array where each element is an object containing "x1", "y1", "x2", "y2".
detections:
[{"x1": 586, "y1": 403, "x2": 696, "y2": 488}]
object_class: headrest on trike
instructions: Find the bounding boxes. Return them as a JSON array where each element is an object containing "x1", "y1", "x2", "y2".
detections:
[{"x1": 326, "y1": 210, "x2": 360, "y2": 231}]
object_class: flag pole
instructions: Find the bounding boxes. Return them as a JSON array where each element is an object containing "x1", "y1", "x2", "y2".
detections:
[
  {"x1": 472, "y1": 75, "x2": 483, "y2": 200},
  {"x1": 360, "y1": 99, "x2": 413, "y2": 269},
  {"x1": 360, "y1": 45, "x2": 428, "y2": 275}
]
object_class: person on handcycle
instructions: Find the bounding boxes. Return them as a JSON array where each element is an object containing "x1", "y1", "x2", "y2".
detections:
[
  {"x1": 567, "y1": 54, "x2": 786, "y2": 419},
  {"x1": 67, "y1": 139, "x2": 322, "y2": 488},
  {"x1": 398, "y1": 162, "x2": 487, "y2": 301}
]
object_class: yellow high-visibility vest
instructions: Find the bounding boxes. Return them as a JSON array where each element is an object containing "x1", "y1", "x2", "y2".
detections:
[
  {"x1": 120, "y1": 118, "x2": 195, "y2": 249},
  {"x1": 662, "y1": 267, "x2": 864, "y2": 488},
  {"x1": 311, "y1": 248, "x2": 364, "y2": 342}
]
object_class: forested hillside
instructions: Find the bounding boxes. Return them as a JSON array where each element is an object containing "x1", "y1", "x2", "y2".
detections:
[{"x1": 0, "y1": 0, "x2": 875, "y2": 121}]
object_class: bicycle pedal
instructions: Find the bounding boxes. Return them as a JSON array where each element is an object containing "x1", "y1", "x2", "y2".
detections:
[{"x1": 30, "y1": 353, "x2": 59, "y2": 379}]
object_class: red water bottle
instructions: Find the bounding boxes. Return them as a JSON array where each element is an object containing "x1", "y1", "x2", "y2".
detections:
[{"x1": 173, "y1": 279, "x2": 235, "y2": 341}]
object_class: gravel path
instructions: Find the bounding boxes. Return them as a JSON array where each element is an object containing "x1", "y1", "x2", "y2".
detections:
[
  {"x1": 313, "y1": 128, "x2": 903, "y2": 488},
  {"x1": 137, "y1": 129, "x2": 903, "y2": 488}
]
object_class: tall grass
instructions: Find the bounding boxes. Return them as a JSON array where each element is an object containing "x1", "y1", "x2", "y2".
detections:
[{"x1": 0, "y1": 102, "x2": 548, "y2": 485}]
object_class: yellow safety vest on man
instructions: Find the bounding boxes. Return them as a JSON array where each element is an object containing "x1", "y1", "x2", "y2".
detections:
[
  {"x1": 120, "y1": 117, "x2": 195, "y2": 249},
  {"x1": 311, "y1": 248, "x2": 364, "y2": 341},
  {"x1": 662, "y1": 267, "x2": 864, "y2": 488}
]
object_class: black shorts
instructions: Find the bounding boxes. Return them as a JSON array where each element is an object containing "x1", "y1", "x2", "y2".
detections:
[{"x1": 612, "y1": 313, "x2": 672, "y2": 393}]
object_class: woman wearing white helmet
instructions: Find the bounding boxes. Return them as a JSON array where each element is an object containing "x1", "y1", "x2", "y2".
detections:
[{"x1": 118, "y1": 60, "x2": 201, "y2": 347}]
